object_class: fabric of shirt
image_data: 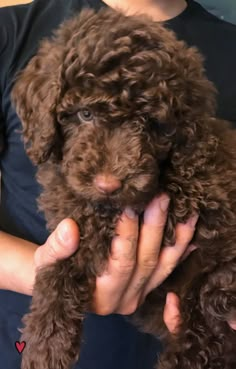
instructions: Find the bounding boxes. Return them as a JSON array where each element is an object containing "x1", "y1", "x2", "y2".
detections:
[{"x1": 0, "y1": 1, "x2": 235, "y2": 368}]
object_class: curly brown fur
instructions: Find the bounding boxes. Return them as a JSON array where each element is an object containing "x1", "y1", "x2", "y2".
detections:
[{"x1": 12, "y1": 8, "x2": 236, "y2": 369}]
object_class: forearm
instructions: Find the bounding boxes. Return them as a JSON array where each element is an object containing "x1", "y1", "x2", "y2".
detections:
[{"x1": 0, "y1": 231, "x2": 37, "y2": 295}]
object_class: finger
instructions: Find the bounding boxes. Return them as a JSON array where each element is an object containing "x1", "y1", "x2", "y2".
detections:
[
  {"x1": 116, "y1": 194, "x2": 170, "y2": 314},
  {"x1": 163, "y1": 292, "x2": 182, "y2": 334},
  {"x1": 227, "y1": 310, "x2": 236, "y2": 330},
  {"x1": 179, "y1": 243, "x2": 198, "y2": 262},
  {"x1": 228, "y1": 321, "x2": 236, "y2": 330},
  {"x1": 35, "y1": 218, "x2": 80, "y2": 267},
  {"x1": 143, "y1": 214, "x2": 198, "y2": 296},
  {"x1": 93, "y1": 208, "x2": 139, "y2": 315}
]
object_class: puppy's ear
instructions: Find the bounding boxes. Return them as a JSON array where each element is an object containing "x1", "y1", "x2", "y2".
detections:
[{"x1": 11, "y1": 39, "x2": 64, "y2": 165}]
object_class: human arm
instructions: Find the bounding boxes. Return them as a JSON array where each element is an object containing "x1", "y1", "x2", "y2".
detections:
[
  {"x1": 0, "y1": 219, "x2": 79, "y2": 294},
  {"x1": 0, "y1": 231, "x2": 37, "y2": 293}
]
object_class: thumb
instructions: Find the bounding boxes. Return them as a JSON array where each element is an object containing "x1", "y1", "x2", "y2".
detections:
[
  {"x1": 163, "y1": 292, "x2": 182, "y2": 334},
  {"x1": 228, "y1": 321, "x2": 236, "y2": 330},
  {"x1": 35, "y1": 218, "x2": 80, "y2": 267}
]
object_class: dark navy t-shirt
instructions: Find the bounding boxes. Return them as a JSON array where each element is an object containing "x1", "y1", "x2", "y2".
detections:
[{"x1": 0, "y1": 1, "x2": 236, "y2": 368}]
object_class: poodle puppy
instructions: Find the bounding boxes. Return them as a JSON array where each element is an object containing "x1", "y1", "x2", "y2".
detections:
[{"x1": 12, "y1": 8, "x2": 236, "y2": 369}]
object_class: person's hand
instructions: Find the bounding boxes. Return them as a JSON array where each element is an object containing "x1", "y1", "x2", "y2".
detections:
[
  {"x1": 33, "y1": 194, "x2": 197, "y2": 313},
  {"x1": 163, "y1": 292, "x2": 236, "y2": 333},
  {"x1": 93, "y1": 194, "x2": 198, "y2": 315},
  {"x1": 34, "y1": 194, "x2": 197, "y2": 316},
  {"x1": 19, "y1": 203, "x2": 235, "y2": 331},
  {"x1": 34, "y1": 218, "x2": 80, "y2": 271}
]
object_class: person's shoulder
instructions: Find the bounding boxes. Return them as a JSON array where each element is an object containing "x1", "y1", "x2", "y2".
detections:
[
  {"x1": 0, "y1": 0, "x2": 102, "y2": 91},
  {"x1": 191, "y1": 1, "x2": 236, "y2": 40},
  {"x1": 169, "y1": 1, "x2": 236, "y2": 59},
  {"x1": 170, "y1": 1, "x2": 236, "y2": 42},
  {"x1": 0, "y1": 2, "x2": 32, "y2": 90},
  {"x1": 0, "y1": 0, "x2": 90, "y2": 57},
  {"x1": 0, "y1": 3, "x2": 29, "y2": 55},
  {"x1": 167, "y1": 1, "x2": 236, "y2": 122},
  {"x1": 190, "y1": 2, "x2": 236, "y2": 123},
  {"x1": 200, "y1": 3, "x2": 236, "y2": 37},
  {"x1": 191, "y1": 1, "x2": 236, "y2": 62}
]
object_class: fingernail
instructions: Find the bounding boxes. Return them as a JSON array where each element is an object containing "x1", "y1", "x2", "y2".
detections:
[
  {"x1": 58, "y1": 221, "x2": 71, "y2": 243},
  {"x1": 159, "y1": 195, "x2": 170, "y2": 212},
  {"x1": 229, "y1": 321, "x2": 236, "y2": 330},
  {"x1": 187, "y1": 214, "x2": 199, "y2": 228},
  {"x1": 188, "y1": 244, "x2": 198, "y2": 252},
  {"x1": 166, "y1": 292, "x2": 174, "y2": 306},
  {"x1": 144, "y1": 195, "x2": 170, "y2": 225},
  {"x1": 124, "y1": 207, "x2": 137, "y2": 219}
]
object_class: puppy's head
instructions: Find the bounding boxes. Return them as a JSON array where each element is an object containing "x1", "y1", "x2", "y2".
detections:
[{"x1": 12, "y1": 8, "x2": 216, "y2": 208}]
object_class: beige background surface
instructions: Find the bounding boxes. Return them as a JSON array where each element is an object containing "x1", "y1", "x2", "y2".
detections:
[{"x1": 0, "y1": 0, "x2": 32, "y2": 6}]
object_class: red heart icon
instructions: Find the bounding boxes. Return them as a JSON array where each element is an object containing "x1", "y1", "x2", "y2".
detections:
[{"x1": 15, "y1": 341, "x2": 26, "y2": 354}]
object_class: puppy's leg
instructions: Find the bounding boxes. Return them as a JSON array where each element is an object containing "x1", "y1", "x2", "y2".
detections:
[
  {"x1": 21, "y1": 257, "x2": 94, "y2": 369},
  {"x1": 157, "y1": 263, "x2": 236, "y2": 369},
  {"x1": 198, "y1": 261, "x2": 236, "y2": 368}
]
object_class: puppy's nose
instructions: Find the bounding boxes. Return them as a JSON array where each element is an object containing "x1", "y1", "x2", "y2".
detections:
[{"x1": 94, "y1": 174, "x2": 122, "y2": 194}]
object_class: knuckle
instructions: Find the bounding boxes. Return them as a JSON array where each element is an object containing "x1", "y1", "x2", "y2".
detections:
[
  {"x1": 133, "y1": 276, "x2": 149, "y2": 293},
  {"x1": 125, "y1": 235, "x2": 138, "y2": 251},
  {"x1": 116, "y1": 260, "x2": 136, "y2": 274},
  {"x1": 96, "y1": 306, "x2": 114, "y2": 316},
  {"x1": 46, "y1": 243, "x2": 58, "y2": 259},
  {"x1": 119, "y1": 301, "x2": 139, "y2": 315},
  {"x1": 154, "y1": 219, "x2": 168, "y2": 228},
  {"x1": 112, "y1": 236, "x2": 137, "y2": 261},
  {"x1": 139, "y1": 256, "x2": 158, "y2": 270},
  {"x1": 48, "y1": 237, "x2": 63, "y2": 261}
]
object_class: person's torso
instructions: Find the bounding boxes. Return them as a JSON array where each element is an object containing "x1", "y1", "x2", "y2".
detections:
[{"x1": 0, "y1": 1, "x2": 236, "y2": 368}]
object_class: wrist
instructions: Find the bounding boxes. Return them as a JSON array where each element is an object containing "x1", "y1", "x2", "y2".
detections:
[{"x1": 0, "y1": 231, "x2": 38, "y2": 295}]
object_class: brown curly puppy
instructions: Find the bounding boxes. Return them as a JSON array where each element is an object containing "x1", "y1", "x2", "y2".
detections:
[{"x1": 12, "y1": 8, "x2": 236, "y2": 369}]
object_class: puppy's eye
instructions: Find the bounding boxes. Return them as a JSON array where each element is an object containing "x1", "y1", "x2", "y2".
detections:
[{"x1": 77, "y1": 109, "x2": 94, "y2": 122}]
